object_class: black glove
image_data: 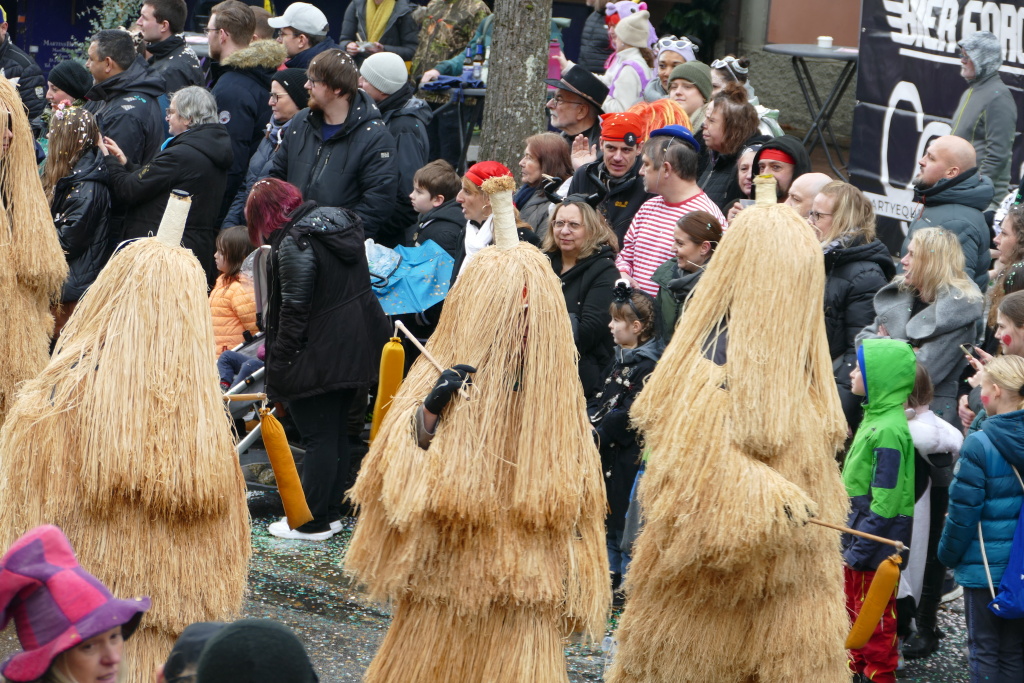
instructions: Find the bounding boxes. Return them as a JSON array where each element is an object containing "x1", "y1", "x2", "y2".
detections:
[{"x1": 423, "y1": 364, "x2": 476, "y2": 414}]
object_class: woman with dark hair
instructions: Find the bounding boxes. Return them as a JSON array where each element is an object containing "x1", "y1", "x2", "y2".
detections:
[
  {"x1": 246, "y1": 178, "x2": 389, "y2": 541},
  {"x1": 651, "y1": 210, "x2": 722, "y2": 342},
  {"x1": 516, "y1": 132, "x2": 573, "y2": 239},
  {"x1": 983, "y1": 205, "x2": 1024, "y2": 353},
  {"x1": 542, "y1": 199, "x2": 620, "y2": 396},
  {"x1": 810, "y1": 181, "x2": 894, "y2": 432},
  {"x1": 698, "y1": 83, "x2": 767, "y2": 212}
]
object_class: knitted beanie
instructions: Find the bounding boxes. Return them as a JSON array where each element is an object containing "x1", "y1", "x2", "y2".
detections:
[
  {"x1": 47, "y1": 61, "x2": 93, "y2": 100},
  {"x1": 669, "y1": 61, "x2": 712, "y2": 101},
  {"x1": 615, "y1": 10, "x2": 652, "y2": 50},
  {"x1": 195, "y1": 619, "x2": 317, "y2": 683},
  {"x1": 958, "y1": 31, "x2": 1002, "y2": 81},
  {"x1": 360, "y1": 52, "x2": 408, "y2": 96},
  {"x1": 272, "y1": 69, "x2": 309, "y2": 108}
]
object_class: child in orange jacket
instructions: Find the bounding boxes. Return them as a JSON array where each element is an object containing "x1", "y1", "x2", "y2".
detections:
[{"x1": 209, "y1": 226, "x2": 258, "y2": 354}]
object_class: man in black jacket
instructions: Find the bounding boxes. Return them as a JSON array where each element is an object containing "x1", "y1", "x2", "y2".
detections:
[
  {"x1": 84, "y1": 29, "x2": 165, "y2": 167},
  {"x1": 208, "y1": 0, "x2": 287, "y2": 222},
  {"x1": 0, "y1": 10, "x2": 45, "y2": 136},
  {"x1": 567, "y1": 111, "x2": 651, "y2": 248},
  {"x1": 359, "y1": 51, "x2": 431, "y2": 247},
  {"x1": 136, "y1": 0, "x2": 204, "y2": 94},
  {"x1": 270, "y1": 48, "x2": 397, "y2": 240}
]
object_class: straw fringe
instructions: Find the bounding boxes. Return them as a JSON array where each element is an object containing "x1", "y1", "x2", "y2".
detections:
[
  {"x1": 0, "y1": 237, "x2": 250, "y2": 683},
  {"x1": 610, "y1": 204, "x2": 849, "y2": 682},
  {"x1": 346, "y1": 244, "x2": 609, "y2": 674}
]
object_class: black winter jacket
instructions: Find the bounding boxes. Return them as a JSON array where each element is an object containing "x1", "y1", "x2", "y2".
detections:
[
  {"x1": 824, "y1": 236, "x2": 895, "y2": 430},
  {"x1": 84, "y1": 61, "x2": 166, "y2": 167},
  {"x1": 751, "y1": 134, "x2": 812, "y2": 200},
  {"x1": 52, "y1": 147, "x2": 111, "y2": 302},
  {"x1": 407, "y1": 199, "x2": 464, "y2": 257},
  {"x1": 270, "y1": 90, "x2": 398, "y2": 239},
  {"x1": 223, "y1": 118, "x2": 293, "y2": 228},
  {"x1": 105, "y1": 123, "x2": 233, "y2": 282},
  {"x1": 578, "y1": 10, "x2": 613, "y2": 74},
  {"x1": 588, "y1": 336, "x2": 665, "y2": 519},
  {"x1": 265, "y1": 203, "x2": 390, "y2": 401},
  {"x1": 376, "y1": 83, "x2": 431, "y2": 247},
  {"x1": 699, "y1": 134, "x2": 771, "y2": 213},
  {"x1": 146, "y1": 36, "x2": 205, "y2": 94},
  {"x1": 0, "y1": 36, "x2": 44, "y2": 134},
  {"x1": 568, "y1": 156, "x2": 652, "y2": 248},
  {"x1": 284, "y1": 37, "x2": 339, "y2": 70},
  {"x1": 339, "y1": 0, "x2": 420, "y2": 62},
  {"x1": 211, "y1": 40, "x2": 287, "y2": 222},
  {"x1": 550, "y1": 244, "x2": 619, "y2": 396}
]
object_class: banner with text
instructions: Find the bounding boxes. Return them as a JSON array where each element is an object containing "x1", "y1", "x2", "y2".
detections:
[{"x1": 849, "y1": 0, "x2": 1024, "y2": 252}]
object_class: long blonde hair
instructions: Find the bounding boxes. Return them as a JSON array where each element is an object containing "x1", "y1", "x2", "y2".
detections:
[
  {"x1": 40, "y1": 108, "x2": 100, "y2": 203},
  {"x1": 818, "y1": 181, "x2": 875, "y2": 245},
  {"x1": 982, "y1": 355, "x2": 1024, "y2": 412},
  {"x1": 897, "y1": 227, "x2": 981, "y2": 303}
]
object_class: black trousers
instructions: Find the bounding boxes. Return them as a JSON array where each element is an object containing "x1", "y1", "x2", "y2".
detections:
[
  {"x1": 288, "y1": 388, "x2": 358, "y2": 531},
  {"x1": 915, "y1": 485, "x2": 951, "y2": 631}
]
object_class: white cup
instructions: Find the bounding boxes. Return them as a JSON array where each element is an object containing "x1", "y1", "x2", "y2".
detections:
[{"x1": 817, "y1": 36, "x2": 833, "y2": 48}]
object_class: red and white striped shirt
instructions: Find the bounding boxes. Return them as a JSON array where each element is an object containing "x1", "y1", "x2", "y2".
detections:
[{"x1": 615, "y1": 192, "x2": 727, "y2": 296}]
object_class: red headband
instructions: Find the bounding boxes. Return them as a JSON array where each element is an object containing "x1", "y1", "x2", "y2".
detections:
[
  {"x1": 465, "y1": 161, "x2": 512, "y2": 186},
  {"x1": 760, "y1": 148, "x2": 796, "y2": 165}
]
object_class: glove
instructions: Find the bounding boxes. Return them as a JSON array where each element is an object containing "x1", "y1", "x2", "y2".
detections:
[{"x1": 423, "y1": 364, "x2": 476, "y2": 415}]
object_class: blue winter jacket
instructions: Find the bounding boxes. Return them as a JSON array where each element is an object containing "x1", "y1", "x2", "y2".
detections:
[{"x1": 938, "y1": 409, "x2": 1024, "y2": 588}]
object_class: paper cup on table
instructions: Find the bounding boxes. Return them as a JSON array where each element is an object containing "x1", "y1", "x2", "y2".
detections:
[{"x1": 817, "y1": 36, "x2": 833, "y2": 48}]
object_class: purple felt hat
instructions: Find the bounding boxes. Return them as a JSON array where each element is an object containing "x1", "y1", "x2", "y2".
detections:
[{"x1": 0, "y1": 525, "x2": 150, "y2": 682}]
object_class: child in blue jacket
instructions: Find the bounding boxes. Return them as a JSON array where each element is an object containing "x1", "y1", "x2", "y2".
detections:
[{"x1": 939, "y1": 355, "x2": 1024, "y2": 681}]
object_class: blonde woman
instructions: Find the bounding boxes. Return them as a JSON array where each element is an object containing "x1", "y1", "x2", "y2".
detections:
[
  {"x1": 857, "y1": 227, "x2": 984, "y2": 426},
  {"x1": 812, "y1": 181, "x2": 894, "y2": 430}
]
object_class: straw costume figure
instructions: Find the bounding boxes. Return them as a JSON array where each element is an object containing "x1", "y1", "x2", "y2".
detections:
[
  {"x1": 0, "y1": 79, "x2": 67, "y2": 423},
  {"x1": 345, "y1": 175, "x2": 609, "y2": 682},
  {"x1": 0, "y1": 193, "x2": 250, "y2": 683},
  {"x1": 606, "y1": 198, "x2": 850, "y2": 682}
]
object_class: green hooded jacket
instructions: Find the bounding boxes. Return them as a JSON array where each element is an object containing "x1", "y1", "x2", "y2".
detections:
[{"x1": 841, "y1": 338, "x2": 917, "y2": 571}]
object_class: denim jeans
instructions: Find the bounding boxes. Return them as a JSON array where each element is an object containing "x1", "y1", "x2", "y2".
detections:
[{"x1": 964, "y1": 586, "x2": 1024, "y2": 681}]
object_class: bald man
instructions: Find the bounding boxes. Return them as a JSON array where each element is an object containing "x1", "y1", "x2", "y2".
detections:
[
  {"x1": 900, "y1": 135, "x2": 994, "y2": 291},
  {"x1": 784, "y1": 172, "x2": 832, "y2": 219}
]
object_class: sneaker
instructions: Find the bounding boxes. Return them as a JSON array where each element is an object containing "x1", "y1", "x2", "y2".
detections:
[
  {"x1": 268, "y1": 517, "x2": 342, "y2": 537},
  {"x1": 268, "y1": 523, "x2": 333, "y2": 541},
  {"x1": 897, "y1": 638, "x2": 905, "y2": 670},
  {"x1": 940, "y1": 574, "x2": 963, "y2": 604},
  {"x1": 903, "y1": 627, "x2": 940, "y2": 659}
]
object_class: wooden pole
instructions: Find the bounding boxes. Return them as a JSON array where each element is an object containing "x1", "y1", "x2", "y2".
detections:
[
  {"x1": 809, "y1": 518, "x2": 906, "y2": 552},
  {"x1": 393, "y1": 320, "x2": 470, "y2": 400}
]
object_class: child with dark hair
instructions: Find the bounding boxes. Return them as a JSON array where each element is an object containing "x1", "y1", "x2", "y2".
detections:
[
  {"x1": 652, "y1": 210, "x2": 722, "y2": 342},
  {"x1": 406, "y1": 159, "x2": 464, "y2": 257},
  {"x1": 588, "y1": 279, "x2": 664, "y2": 604},
  {"x1": 210, "y1": 225, "x2": 258, "y2": 355}
]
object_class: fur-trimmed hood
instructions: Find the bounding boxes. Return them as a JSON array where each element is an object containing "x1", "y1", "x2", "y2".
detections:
[
  {"x1": 959, "y1": 31, "x2": 1003, "y2": 81},
  {"x1": 907, "y1": 406, "x2": 963, "y2": 457},
  {"x1": 221, "y1": 39, "x2": 286, "y2": 71}
]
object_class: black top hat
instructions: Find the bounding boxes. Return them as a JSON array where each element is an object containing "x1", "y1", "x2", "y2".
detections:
[{"x1": 544, "y1": 65, "x2": 609, "y2": 114}]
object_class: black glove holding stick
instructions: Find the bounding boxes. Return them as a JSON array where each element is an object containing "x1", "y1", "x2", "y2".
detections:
[{"x1": 424, "y1": 364, "x2": 476, "y2": 415}]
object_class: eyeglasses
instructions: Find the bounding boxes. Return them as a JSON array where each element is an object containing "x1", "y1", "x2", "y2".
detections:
[
  {"x1": 268, "y1": 92, "x2": 288, "y2": 103},
  {"x1": 203, "y1": 27, "x2": 218, "y2": 34},
  {"x1": 306, "y1": 77, "x2": 324, "y2": 86},
  {"x1": 550, "y1": 95, "x2": 583, "y2": 107},
  {"x1": 807, "y1": 211, "x2": 832, "y2": 223},
  {"x1": 165, "y1": 108, "x2": 178, "y2": 117},
  {"x1": 553, "y1": 220, "x2": 583, "y2": 230}
]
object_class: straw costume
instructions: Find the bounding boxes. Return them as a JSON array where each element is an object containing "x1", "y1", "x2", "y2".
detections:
[
  {"x1": 0, "y1": 79, "x2": 67, "y2": 424},
  {"x1": 345, "y1": 176, "x2": 609, "y2": 682},
  {"x1": 0, "y1": 193, "x2": 250, "y2": 683},
  {"x1": 606, "y1": 198, "x2": 850, "y2": 682}
]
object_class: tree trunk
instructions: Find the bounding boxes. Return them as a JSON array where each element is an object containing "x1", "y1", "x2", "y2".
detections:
[{"x1": 479, "y1": 0, "x2": 553, "y2": 179}]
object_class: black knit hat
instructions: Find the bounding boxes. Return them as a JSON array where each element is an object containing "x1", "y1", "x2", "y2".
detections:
[
  {"x1": 47, "y1": 61, "x2": 93, "y2": 101},
  {"x1": 195, "y1": 619, "x2": 318, "y2": 683},
  {"x1": 163, "y1": 622, "x2": 225, "y2": 682},
  {"x1": 272, "y1": 68, "x2": 309, "y2": 109}
]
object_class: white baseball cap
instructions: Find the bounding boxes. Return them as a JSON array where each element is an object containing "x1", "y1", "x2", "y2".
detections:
[{"x1": 267, "y1": 2, "x2": 329, "y2": 36}]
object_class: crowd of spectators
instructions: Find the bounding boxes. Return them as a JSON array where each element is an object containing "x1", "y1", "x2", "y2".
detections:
[{"x1": 5, "y1": 1, "x2": 1024, "y2": 679}]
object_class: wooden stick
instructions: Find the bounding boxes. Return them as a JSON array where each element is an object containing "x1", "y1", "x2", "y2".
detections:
[
  {"x1": 223, "y1": 393, "x2": 267, "y2": 402},
  {"x1": 809, "y1": 518, "x2": 907, "y2": 552},
  {"x1": 393, "y1": 320, "x2": 470, "y2": 399}
]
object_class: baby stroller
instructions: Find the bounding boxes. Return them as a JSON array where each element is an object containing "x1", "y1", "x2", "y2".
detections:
[{"x1": 229, "y1": 245, "x2": 305, "y2": 491}]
